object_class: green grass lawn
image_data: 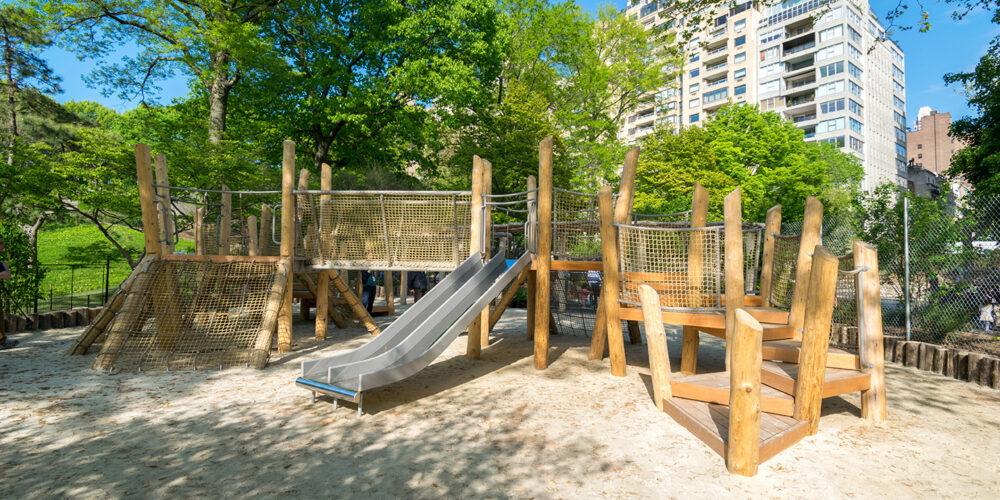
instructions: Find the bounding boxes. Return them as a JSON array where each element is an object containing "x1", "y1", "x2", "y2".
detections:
[{"x1": 37, "y1": 223, "x2": 194, "y2": 297}]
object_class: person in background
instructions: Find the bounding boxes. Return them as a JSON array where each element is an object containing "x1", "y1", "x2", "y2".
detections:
[
  {"x1": 0, "y1": 234, "x2": 17, "y2": 349},
  {"x1": 587, "y1": 270, "x2": 602, "y2": 308},
  {"x1": 979, "y1": 300, "x2": 994, "y2": 332},
  {"x1": 360, "y1": 270, "x2": 377, "y2": 313},
  {"x1": 409, "y1": 271, "x2": 428, "y2": 303}
]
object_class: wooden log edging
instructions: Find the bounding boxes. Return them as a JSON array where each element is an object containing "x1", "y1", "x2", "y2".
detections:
[{"x1": 883, "y1": 337, "x2": 1000, "y2": 389}]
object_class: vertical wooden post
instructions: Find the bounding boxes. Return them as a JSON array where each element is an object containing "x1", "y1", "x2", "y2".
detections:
[
  {"x1": 153, "y1": 153, "x2": 175, "y2": 254},
  {"x1": 316, "y1": 163, "x2": 332, "y2": 340},
  {"x1": 479, "y1": 159, "x2": 493, "y2": 346},
  {"x1": 466, "y1": 155, "x2": 485, "y2": 359},
  {"x1": 194, "y1": 207, "x2": 204, "y2": 256},
  {"x1": 855, "y1": 240, "x2": 887, "y2": 422},
  {"x1": 385, "y1": 270, "x2": 395, "y2": 316},
  {"x1": 599, "y1": 186, "x2": 626, "y2": 377},
  {"x1": 260, "y1": 204, "x2": 272, "y2": 256},
  {"x1": 278, "y1": 140, "x2": 296, "y2": 354},
  {"x1": 758, "y1": 205, "x2": 782, "y2": 302},
  {"x1": 793, "y1": 245, "x2": 839, "y2": 435},
  {"x1": 247, "y1": 216, "x2": 259, "y2": 257},
  {"x1": 788, "y1": 196, "x2": 823, "y2": 340},
  {"x1": 399, "y1": 271, "x2": 408, "y2": 306},
  {"x1": 639, "y1": 285, "x2": 672, "y2": 411},
  {"x1": 723, "y1": 188, "x2": 744, "y2": 371},
  {"x1": 526, "y1": 175, "x2": 537, "y2": 341},
  {"x1": 727, "y1": 309, "x2": 763, "y2": 477},
  {"x1": 220, "y1": 184, "x2": 232, "y2": 256},
  {"x1": 616, "y1": 148, "x2": 642, "y2": 344},
  {"x1": 135, "y1": 144, "x2": 161, "y2": 257},
  {"x1": 533, "y1": 137, "x2": 554, "y2": 369},
  {"x1": 588, "y1": 299, "x2": 607, "y2": 359},
  {"x1": 681, "y1": 183, "x2": 709, "y2": 375}
]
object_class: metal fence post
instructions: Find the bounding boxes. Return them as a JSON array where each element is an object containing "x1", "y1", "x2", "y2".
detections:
[{"x1": 903, "y1": 196, "x2": 911, "y2": 341}]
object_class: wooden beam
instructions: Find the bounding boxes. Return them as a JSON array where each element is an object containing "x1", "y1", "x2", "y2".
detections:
[
  {"x1": 316, "y1": 163, "x2": 332, "y2": 339},
  {"x1": 259, "y1": 204, "x2": 272, "y2": 256},
  {"x1": 479, "y1": 159, "x2": 493, "y2": 347},
  {"x1": 220, "y1": 184, "x2": 232, "y2": 256},
  {"x1": 399, "y1": 271, "x2": 408, "y2": 306},
  {"x1": 687, "y1": 183, "x2": 709, "y2": 307},
  {"x1": 489, "y1": 267, "x2": 529, "y2": 330},
  {"x1": 385, "y1": 270, "x2": 395, "y2": 316},
  {"x1": 135, "y1": 144, "x2": 161, "y2": 256},
  {"x1": 639, "y1": 284, "x2": 672, "y2": 410},
  {"x1": 681, "y1": 326, "x2": 699, "y2": 375},
  {"x1": 526, "y1": 175, "x2": 537, "y2": 342},
  {"x1": 153, "y1": 153, "x2": 175, "y2": 254},
  {"x1": 278, "y1": 140, "x2": 296, "y2": 353},
  {"x1": 194, "y1": 207, "x2": 204, "y2": 256},
  {"x1": 588, "y1": 297, "x2": 607, "y2": 359},
  {"x1": 724, "y1": 188, "x2": 744, "y2": 371},
  {"x1": 758, "y1": 205, "x2": 781, "y2": 304},
  {"x1": 599, "y1": 186, "x2": 626, "y2": 377},
  {"x1": 251, "y1": 260, "x2": 290, "y2": 368},
  {"x1": 329, "y1": 270, "x2": 381, "y2": 335},
  {"x1": 533, "y1": 260, "x2": 604, "y2": 271},
  {"x1": 793, "y1": 245, "x2": 839, "y2": 435},
  {"x1": 727, "y1": 308, "x2": 763, "y2": 477},
  {"x1": 247, "y1": 216, "x2": 259, "y2": 257},
  {"x1": 617, "y1": 148, "x2": 643, "y2": 348},
  {"x1": 159, "y1": 254, "x2": 282, "y2": 263},
  {"x1": 466, "y1": 155, "x2": 485, "y2": 359},
  {"x1": 534, "y1": 137, "x2": 554, "y2": 369},
  {"x1": 787, "y1": 196, "x2": 823, "y2": 340},
  {"x1": 855, "y1": 240, "x2": 887, "y2": 422}
]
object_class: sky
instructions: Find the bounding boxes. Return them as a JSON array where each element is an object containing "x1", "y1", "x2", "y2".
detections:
[{"x1": 43, "y1": 0, "x2": 1000, "y2": 129}]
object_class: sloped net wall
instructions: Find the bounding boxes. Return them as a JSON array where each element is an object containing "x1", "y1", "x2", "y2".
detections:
[{"x1": 93, "y1": 258, "x2": 286, "y2": 372}]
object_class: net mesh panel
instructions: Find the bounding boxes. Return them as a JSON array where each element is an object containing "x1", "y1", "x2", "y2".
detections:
[
  {"x1": 830, "y1": 254, "x2": 861, "y2": 350},
  {"x1": 552, "y1": 188, "x2": 604, "y2": 260},
  {"x1": 94, "y1": 259, "x2": 283, "y2": 372},
  {"x1": 618, "y1": 224, "x2": 722, "y2": 310},
  {"x1": 717, "y1": 225, "x2": 764, "y2": 294},
  {"x1": 769, "y1": 234, "x2": 801, "y2": 309},
  {"x1": 631, "y1": 211, "x2": 691, "y2": 227},
  {"x1": 297, "y1": 192, "x2": 472, "y2": 270},
  {"x1": 551, "y1": 270, "x2": 599, "y2": 336}
]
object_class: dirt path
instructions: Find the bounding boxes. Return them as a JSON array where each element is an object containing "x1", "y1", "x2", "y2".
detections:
[{"x1": 2, "y1": 310, "x2": 999, "y2": 498}]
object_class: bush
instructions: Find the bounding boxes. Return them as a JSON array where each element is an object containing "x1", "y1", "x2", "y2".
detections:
[{"x1": 0, "y1": 220, "x2": 44, "y2": 314}]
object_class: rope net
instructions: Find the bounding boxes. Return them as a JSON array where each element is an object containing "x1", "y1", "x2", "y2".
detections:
[
  {"x1": 93, "y1": 258, "x2": 285, "y2": 372},
  {"x1": 552, "y1": 188, "x2": 604, "y2": 260},
  {"x1": 831, "y1": 254, "x2": 862, "y2": 349},
  {"x1": 617, "y1": 224, "x2": 723, "y2": 310},
  {"x1": 296, "y1": 192, "x2": 472, "y2": 271},
  {"x1": 769, "y1": 233, "x2": 801, "y2": 309}
]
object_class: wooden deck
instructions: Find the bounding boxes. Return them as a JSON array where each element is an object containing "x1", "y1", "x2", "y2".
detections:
[
  {"x1": 671, "y1": 371, "x2": 795, "y2": 416},
  {"x1": 761, "y1": 339, "x2": 861, "y2": 370},
  {"x1": 760, "y1": 361, "x2": 872, "y2": 398}
]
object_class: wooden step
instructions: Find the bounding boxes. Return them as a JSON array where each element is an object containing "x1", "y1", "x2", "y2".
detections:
[
  {"x1": 670, "y1": 371, "x2": 795, "y2": 416},
  {"x1": 663, "y1": 397, "x2": 809, "y2": 464},
  {"x1": 761, "y1": 339, "x2": 860, "y2": 370},
  {"x1": 700, "y1": 323, "x2": 795, "y2": 341},
  {"x1": 760, "y1": 361, "x2": 872, "y2": 398},
  {"x1": 620, "y1": 308, "x2": 793, "y2": 330}
]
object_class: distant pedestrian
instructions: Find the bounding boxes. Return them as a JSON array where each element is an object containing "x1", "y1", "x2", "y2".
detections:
[
  {"x1": 587, "y1": 270, "x2": 602, "y2": 308},
  {"x1": 361, "y1": 270, "x2": 377, "y2": 313},
  {"x1": 979, "y1": 301, "x2": 994, "y2": 331},
  {"x1": 409, "y1": 271, "x2": 428, "y2": 302}
]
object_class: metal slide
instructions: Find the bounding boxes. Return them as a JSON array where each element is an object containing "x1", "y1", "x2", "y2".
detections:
[{"x1": 296, "y1": 250, "x2": 531, "y2": 415}]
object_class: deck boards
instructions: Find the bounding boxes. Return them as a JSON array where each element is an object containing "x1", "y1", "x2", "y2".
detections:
[
  {"x1": 760, "y1": 361, "x2": 873, "y2": 398},
  {"x1": 761, "y1": 339, "x2": 861, "y2": 370},
  {"x1": 671, "y1": 371, "x2": 795, "y2": 416}
]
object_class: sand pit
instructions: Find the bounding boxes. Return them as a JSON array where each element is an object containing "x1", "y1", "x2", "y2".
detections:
[{"x1": 2, "y1": 308, "x2": 999, "y2": 498}]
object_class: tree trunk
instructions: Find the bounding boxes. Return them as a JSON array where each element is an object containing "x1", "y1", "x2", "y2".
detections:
[
  {"x1": 314, "y1": 136, "x2": 332, "y2": 170},
  {"x1": 207, "y1": 50, "x2": 233, "y2": 144},
  {"x1": 3, "y1": 25, "x2": 16, "y2": 165}
]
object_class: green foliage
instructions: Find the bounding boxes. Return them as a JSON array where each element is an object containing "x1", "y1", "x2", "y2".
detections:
[
  {"x1": 946, "y1": 36, "x2": 1000, "y2": 196},
  {"x1": 0, "y1": 219, "x2": 44, "y2": 312},
  {"x1": 635, "y1": 104, "x2": 864, "y2": 221}
]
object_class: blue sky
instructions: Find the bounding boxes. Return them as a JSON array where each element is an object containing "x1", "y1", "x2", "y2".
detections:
[{"x1": 44, "y1": 0, "x2": 999, "y2": 128}]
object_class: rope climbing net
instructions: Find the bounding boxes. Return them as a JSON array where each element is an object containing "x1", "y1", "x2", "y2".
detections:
[
  {"x1": 295, "y1": 191, "x2": 473, "y2": 271},
  {"x1": 93, "y1": 257, "x2": 286, "y2": 372},
  {"x1": 552, "y1": 187, "x2": 608, "y2": 261},
  {"x1": 769, "y1": 233, "x2": 802, "y2": 309}
]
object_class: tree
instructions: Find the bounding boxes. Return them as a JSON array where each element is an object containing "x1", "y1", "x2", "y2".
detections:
[
  {"x1": 634, "y1": 104, "x2": 864, "y2": 221},
  {"x1": 41, "y1": 0, "x2": 276, "y2": 143},
  {"x1": 946, "y1": 37, "x2": 1000, "y2": 196},
  {"x1": 0, "y1": 5, "x2": 61, "y2": 163}
]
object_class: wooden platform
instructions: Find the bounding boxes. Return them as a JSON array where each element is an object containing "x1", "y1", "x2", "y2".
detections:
[
  {"x1": 671, "y1": 371, "x2": 795, "y2": 416},
  {"x1": 662, "y1": 397, "x2": 809, "y2": 464},
  {"x1": 699, "y1": 323, "x2": 795, "y2": 341},
  {"x1": 619, "y1": 307, "x2": 791, "y2": 329},
  {"x1": 760, "y1": 361, "x2": 872, "y2": 398},
  {"x1": 761, "y1": 339, "x2": 861, "y2": 370}
]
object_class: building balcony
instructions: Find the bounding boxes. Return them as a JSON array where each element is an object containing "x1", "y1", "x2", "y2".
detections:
[
  {"x1": 709, "y1": 27, "x2": 728, "y2": 39},
  {"x1": 706, "y1": 45, "x2": 728, "y2": 57},
  {"x1": 704, "y1": 61, "x2": 728, "y2": 77},
  {"x1": 790, "y1": 112, "x2": 817, "y2": 124},
  {"x1": 707, "y1": 77, "x2": 728, "y2": 87}
]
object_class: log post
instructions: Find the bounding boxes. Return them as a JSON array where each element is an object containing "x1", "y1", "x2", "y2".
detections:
[
  {"x1": 220, "y1": 184, "x2": 232, "y2": 256},
  {"x1": 194, "y1": 207, "x2": 204, "y2": 256},
  {"x1": 385, "y1": 270, "x2": 395, "y2": 316},
  {"x1": 793, "y1": 245, "x2": 839, "y2": 435},
  {"x1": 316, "y1": 163, "x2": 332, "y2": 339},
  {"x1": 278, "y1": 140, "x2": 295, "y2": 353},
  {"x1": 466, "y1": 155, "x2": 485, "y2": 359},
  {"x1": 788, "y1": 196, "x2": 823, "y2": 339},
  {"x1": 329, "y1": 271, "x2": 380, "y2": 335},
  {"x1": 758, "y1": 205, "x2": 781, "y2": 302},
  {"x1": 727, "y1": 308, "x2": 763, "y2": 477},
  {"x1": 854, "y1": 241, "x2": 886, "y2": 421},
  {"x1": 639, "y1": 284, "x2": 671, "y2": 411},
  {"x1": 479, "y1": 159, "x2": 493, "y2": 346},
  {"x1": 588, "y1": 299, "x2": 608, "y2": 359},
  {"x1": 534, "y1": 137, "x2": 554, "y2": 369},
  {"x1": 526, "y1": 175, "x2": 537, "y2": 341},
  {"x1": 247, "y1": 216, "x2": 259, "y2": 257},
  {"x1": 598, "y1": 186, "x2": 626, "y2": 377},
  {"x1": 135, "y1": 144, "x2": 161, "y2": 256},
  {"x1": 681, "y1": 182, "x2": 709, "y2": 375},
  {"x1": 399, "y1": 271, "x2": 408, "y2": 306},
  {"x1": 153, "y1": 153, "x2": 175, "y2": 254},
  {"x1": 616, "y1": 148, "x2": 642, "y2": 345},
  {"x1": 260, "y1": 204, "x2": 272, "y2": 256},
  {"x1": 723, "y1": 188, "x2": 744, "y2": 371}
]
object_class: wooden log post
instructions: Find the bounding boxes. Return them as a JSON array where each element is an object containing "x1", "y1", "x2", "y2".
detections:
[
  {"x1": 153, "y1": 153, "x2": 175, "y2": 254},
  {"x1": 933, "y1": 346, "x2": 947, "y2": 374},
  {"x1": 534, "y1": 137, "x2": 554, "y2": 369},
  {"x1": 278, "y1": 140, "x2": 296, "y2": 353},
  {"x1": 598, "y1": 186, "x2": 626, "y2": 377},
  {"x1": 526, "y1": 175, "x2": 537, "y2": 342},
  {"x1": 758, "y1": 205, "x2": 782, "y2": 302},
  {"x1": 616, "y1": 148, "x2": 641, "y2": 344},
  {"x1": 639, "y1": 284, "x2": 672, "y2": 411},
  {"x1": 247, "y1": 216, "x2": 259, "y2": 257},
  {"x1": 385, "y1": 270, "x2": 395, "y2": 316},
  {"x1": 260, "y1": 204, "x2": 272, "y2": 256},
  {"x1": 681, "y1": 183, "x2": 709, "y2": 375},
  {"x1": 220, "y1": 184, "x2": 232, "y2": 256},
  {"x1": 723, "y1": 188, "x2": 745, "y2": 371},
  {"x1": 136, "y1": 144, "x2": 162, "y2": 257},
  {"x1": 479, "y1": 159, "x2": 493, "y2": 347},
  {"x1": 727, "y1": 308, "x2": 764, "y2": 477},
  {"x1": 787, "y1": 196, "x2": 823, "y2": 340},
  {"x1": 466, "y1": 155, "x2": 485, "y2": 359},
  {"x1": 793, "y1": 245, "x2": 839, "y2": 435},
  {"x1": 399, "y1": 271, "x2": 408, "y2": 306},
  {"x1": 854, "y1": 241, "x2": 886, "y2": 421},
  {"x1": 316, "y1": 163, "x2": 332, "y2": 339},
  {"x1": 919, "y1": 343, "x2": 935, "y2": 372},
  {"x1": 194, "y1": 207, "x2": 204, "y2": 256},
  {"x1": 329, "y1": 271, "x2": 380, "y2": 335}
]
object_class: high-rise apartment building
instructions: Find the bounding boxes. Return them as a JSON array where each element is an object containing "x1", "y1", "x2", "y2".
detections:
[{"x1": 620, "y1": 0, "x2": 906, "y2": 192}]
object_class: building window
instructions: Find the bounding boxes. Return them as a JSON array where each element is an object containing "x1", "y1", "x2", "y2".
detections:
[
  {"x1": 820, "y1": 98, "x2": 845, "y2": 114},
  {"x1": 848, "y1": 43, "x2": 861, "y2": 61},
  {"x1": 734, "y1": 19, "x2": 746, "y2": 32},
  {"x1": 734, "y1": 51, "x2": 746, "y2": 63},
  {"x1": 917, "y1": 144, "x2": 922, "y2": 149},
  {"x1": 690, "y1": 68, "x2": 700, "y2": 77},
  {"x1": 893, "y1": 80, "x2": 905, "y2": 94},
  {"x1": 895, "y1": 127, "x2": 906, "y2": 143},
  {"x1": 892, "y1": 64, "x2": 905, "y2": 81},
  {"x1": 761, "y1": 62, "x2": 783, "y2": 77},
  {"x1": 892, "y1": 47, "x2": 904, "y2": 65},
  {"x1": 820, "y1": 6, "x2": 843, "y2": 22},
  {"x1": 894, "y1": 111, "x2": 906, "y2": 126},
  {"x1": 849, "y1": 117, "x2": 863, "y2": 134},
  {"x1": 817, "y1": 117, "x2": 846, "y2": 133},
  {"x1": 817, "y1": 79, "x2": 845, "y2": 97},
  {"x1": 715, "y1": 14, "x2": 728, "y2": 26},
  {"x1": 850, "y1": 136, "x2": 864, "y2": 152},
  {"x1": 847, "y1": 7, "x2": 862, "y2": 25},
  {"x1": 760, "y1": 29, "x2": 782, "y2": 44},
  {"x1": 819, "y1": 61, "x2": 845, "y2": 78},
  {"x1": 819, "y1": 25, "x2": 843, "y2": 43},
  {"x1": 759, "y1": 79, "x2": 780, "y2": 94},
  {"x1": 849, "y1": 99, "x2": 862, "y2": 115},
  {"x1": 690, "y1": 83, "x2": 700, "y2": 93},
  {"x1": 848, "y1": 25, "x2": 861, "y2": 43},
  {"x1": 821, "y1": 136, "x2": 846, "y2": 147},
  {"x1": 760, "y1": 97, "x2": 784, "y2": 110},
  {"x1": 734, "y1": 68, "x2": 746, "y2": 79},
  {"x1": 734, "y1": 84, "x2": 746, "y2": 95},
  {"x1": 849, "y1": 80, "x2": 862, "y2": 97},
  {"x1": 896, "y1": 143, "x2": 907, "y2": 157},
  {"x1": 917, "y1": 153, "x2": 923, "y2": 159},
  {"x1": 690, "y1": 113, "x2": 700, "y2": 123},
  {"x1": 894, "y1": 96, "x2": 905, "y2": 110},
  {"x1": 690, "y1": 54, "x2": 700, "y2": 63},
  {"x1": 816, "y1": 43, "x2": 844, "y2": 61},
  {"x1": 735, "y1": 35, "x2": 746, "y2": 46},
  {"x1": 760, "y1": 47, "x2": 779, "y2": 61},
  {"x1": 848, "y1": 62, "x2": 863, "y2": 80}
]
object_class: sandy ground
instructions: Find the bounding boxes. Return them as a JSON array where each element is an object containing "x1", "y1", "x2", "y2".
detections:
[{"x1": 2, "y1": 307, "x2": 1000, "y2": 499}]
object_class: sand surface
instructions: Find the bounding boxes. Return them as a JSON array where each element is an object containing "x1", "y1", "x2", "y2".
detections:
[{"x1": 2, "y1": 308, "x2": 1000, "y2": 499}]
